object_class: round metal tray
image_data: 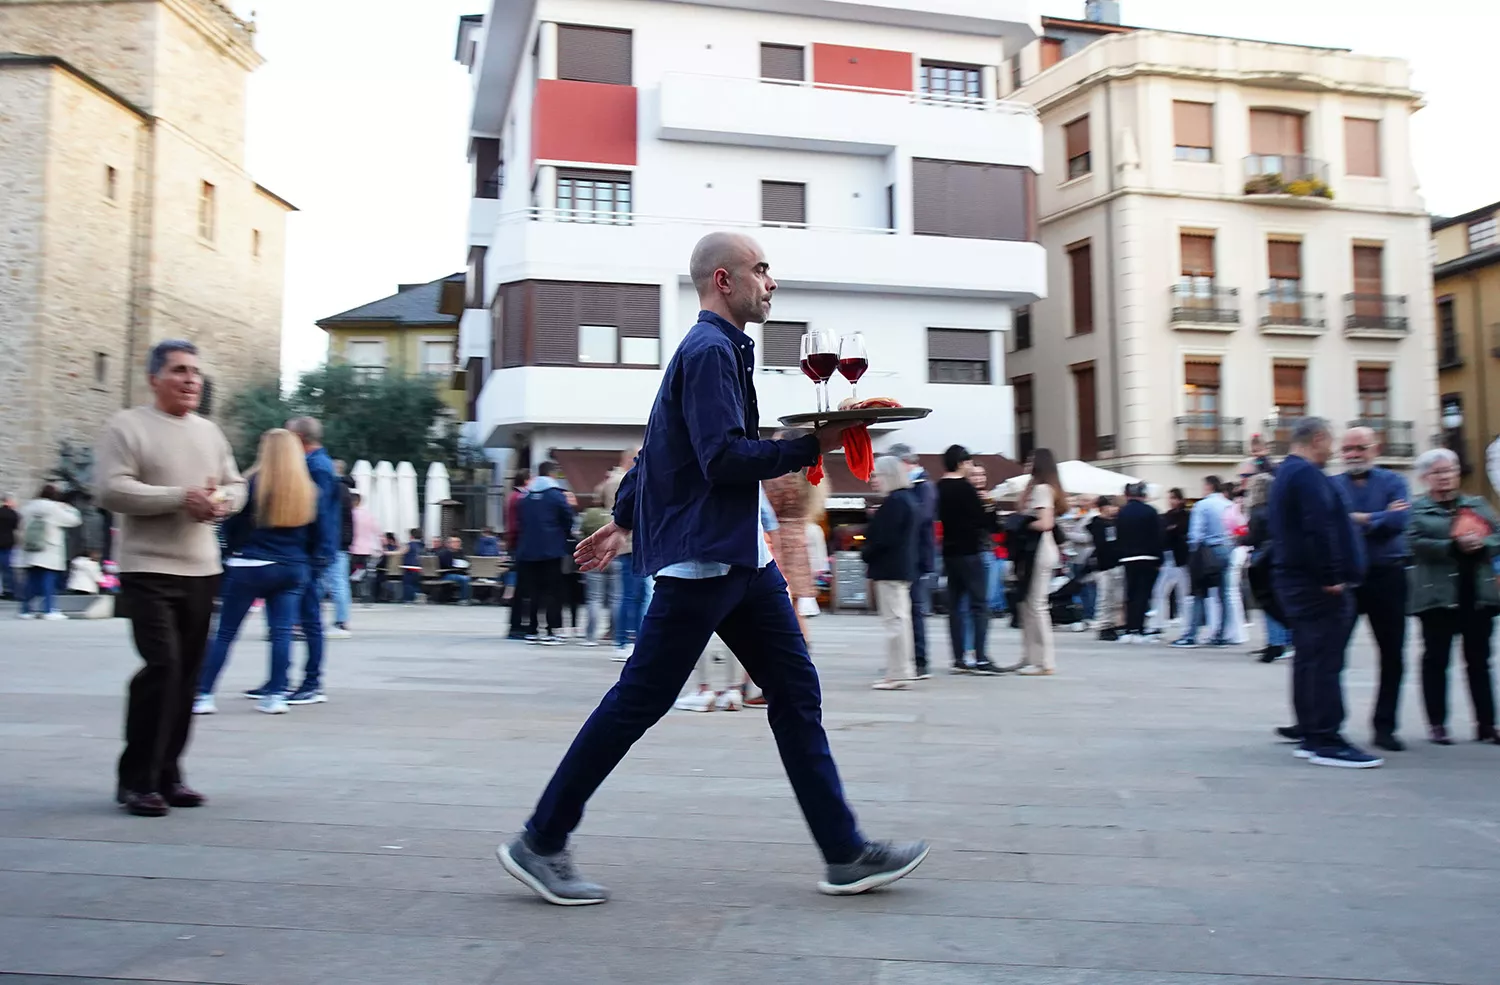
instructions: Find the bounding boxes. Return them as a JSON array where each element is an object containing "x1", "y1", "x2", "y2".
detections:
[{"x1": 778, "y1": 407, "x2": 932, "y2": 428}]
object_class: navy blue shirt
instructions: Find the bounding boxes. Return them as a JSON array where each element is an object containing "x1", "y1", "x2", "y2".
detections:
[
  {"x1": 1331, "y1": 466, "x2": 1410, "y2": 568},
  {"x1": 1269, "y1": 454, "x2": 1365, "y2": 616},
  {"x1": 304, "y1": 447, "x2": 343, "y2": 570},
  {"x1": 614, "y1": 311, "x2": 820, "y2": 575},
  {"x1": 516, "y1": 479, "x2": 573, "y2": 562},
  {"x1": 222, "y1": 478, "x2": 319, "y2": 567}
]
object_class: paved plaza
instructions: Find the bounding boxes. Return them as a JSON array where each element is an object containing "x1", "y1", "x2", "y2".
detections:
[{"x1": 1, "y1": 601, "x2": 1498, "y2": 985}]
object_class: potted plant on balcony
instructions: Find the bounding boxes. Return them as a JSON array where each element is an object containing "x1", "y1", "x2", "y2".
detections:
[
  {"x1": 1284, "y1": 177, "x2": 1333, "y2": 200},
  {"x1": 1244, "y1": 172, "x2": 1285, "y2": 195}
]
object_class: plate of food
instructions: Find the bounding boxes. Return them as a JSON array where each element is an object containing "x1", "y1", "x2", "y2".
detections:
[{"x1": 779, "y1": 397, "x2": 931, "y2": 429}]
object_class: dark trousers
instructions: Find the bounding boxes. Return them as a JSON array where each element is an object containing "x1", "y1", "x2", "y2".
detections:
[
  {"x1": 909, "y1": 573, "x2": 932, "y2": 672},
  {"x1": 945, "y1": 554, "x2": 989, "y2": 664},
  {"x1": 1122, "y1": 561, "x2": 1158, "y2": 634},
  {"x1": 1419, "y1": 607, "x2": 1496, "y2": 733},
  {"x1": 295, "y1": 566, "x2": 326, "y2": 690},
  {"x1": 523, "y1": 558, "x2": 563, "y2": 636},
  {"x1": 1287, "y1": 595, "x2": 1356, "y2": 747},
  {"x1": 526, "y1": 563, "x2": 865, "y2": 863},
  {"x1": 509, "y1": 562, "x2": 534, "y2": 636},
  {"x1": 1357, "y1": 565, "x2": 1409, "y2": 735},
  {"x1": 117, "y1": 573, "x2": 220, "y2": 794}
]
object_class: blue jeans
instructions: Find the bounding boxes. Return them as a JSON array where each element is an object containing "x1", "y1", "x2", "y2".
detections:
[
  {"x1": 910, "y1": 573, "x2": 932, "y2": 671},
  {"x1": 1289, "y1": 595, "x2": 1356, "y2": 746},
  {"x1": 440, "y1": 573, "x2": 472, "y2": 602},
  {"x1": 321, "y1": 552, "x2": 351, "y2": 626},
  {"x1": 0, "y1": 548, "x2": 15, "y2": 598},
  {"x1": 585, "y1": 569, "x2": 607, "y2": 641},
  {"x1": 198, "y1": 562, "x2": 308, "y2": 696},
  {"x1": 20, "y1": 567, "x2": 59, "y2": 615},
  {"x1": 963, "y1": 551, "x2": 1001, "y2": 651},
  {"x1": 614, "y1": 559, "x2": 645, "y2": 647},
  {"x1": 1073, "y1": 563, "x2": 1097, "y2": 620},
  {"x1": 1265, "y1": 612, "x2": 1292, "y2": 648},
  {"x1": 526, "y1": 562, "x2": 865, "y2": 864},
  {"x1": 297, "y1": 565, "x2": 327, "y2": 690},
  {"x1": 402, "y1": 570, "x2": 421, "y2": 603}
]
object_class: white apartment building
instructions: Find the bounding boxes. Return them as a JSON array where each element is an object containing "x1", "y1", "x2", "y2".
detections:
[
  {"x1": 451, "y1": 0, "x2": 1046, "y2": 496},
  {"x1": 1001, "y1": 6, "x2": 1440, "y2": 493}
]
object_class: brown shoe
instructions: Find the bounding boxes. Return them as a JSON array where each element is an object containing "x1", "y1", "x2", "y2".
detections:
[
  {"x1": 118, "y1": 790, "x2": 169, "y2": 817},
  {"x1": 165, "y1": 783, "x2": 206, "y2": 808}
]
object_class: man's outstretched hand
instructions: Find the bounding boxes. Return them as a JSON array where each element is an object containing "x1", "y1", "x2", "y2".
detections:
[{"x1": 575, "y1": 521, "x2": 629, "y2": 572}]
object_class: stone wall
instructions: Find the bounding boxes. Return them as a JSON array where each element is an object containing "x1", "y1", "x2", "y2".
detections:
[{"x1": 0, "y1": 0, "x2": 159, "y2": 110}]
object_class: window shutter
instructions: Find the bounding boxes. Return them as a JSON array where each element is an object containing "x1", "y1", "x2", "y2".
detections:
[
  {"x1": 466, "y1": 245, "x2": 487, "y2": 309},
  {"x1": 618, "y1": 284, "x2": 659, "y2": 338},
  {"x1": 1013, "y1": 376, "x2": 1033, "y2": 412},
  {"x1": 1069, "y1": 242, "x2": 1094, "y2": 334},
  {"x1": 1180, "y1": 234, "x2": 1215, "y2": 277},
  {"x1": 1267, "y1": 240, "x2": 1302, "y2": 280},
  {"x1": 1357, "y1": 365, "x2": 1388, "y2": 392},
  {"x1": 1273, "y1": 362, "x2": 1307, "y2": 406},
  {"x1": 1183, "y1": 360, "x2": 1221, "y2": 388},
  {"x1": 1065, "y1": 117, "x2": 1090, "y2": 160},
  {"x1": 761, "y1": 321, "x2": 804, "y2": 368},
  {"x1": 927, "y1": 328, "x2": 991, "y2": 360},
  {"x1": 1344, "y1": 118, "x2": 1380, "y2": 177},
  {"x1": 911, "y1": 158, "x2": 947, "y2": 236},
  {"x1": 1073, "y1": 363, "x2": 1098, "y2": 460},
  {"x1": 557, "y1": 25, "x2": 632, "y2": 85},
  {"x1": 1173, "y1": 101, "x2": 1213, "y2": 149},
  {"x1": 912, "y1": 159, "x2": 1030, "y2": 241},
  {"x1": 760, "y1": 43, "x2": 804, "y2": 81},
  {"x1": 1352, "y1": 245, "x2": 1383, "y2": 295},
  {"x1": 500, "y1": 283, "x2": 527, "y2": 368},
  {"x1": 1249, "y1": 109, "x2": 1305, "y2": 156},
  {"x1": 1040, "y1": 38, "x2": 1064, "y2": 70},
  {"x1": 761, "y1": 181, "x2": 806, "y2": 226},
  {"x1": 532, "y1": 282, "x2": 579, "y2": 365}
]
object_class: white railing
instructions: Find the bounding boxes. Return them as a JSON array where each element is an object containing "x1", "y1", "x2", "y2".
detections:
[
  {"x1": 496, "y1": 208, "x2": 899, "y2": 236},
  {"x1": 660, "y1": 71, "x2": 1039, "y2": 120}
]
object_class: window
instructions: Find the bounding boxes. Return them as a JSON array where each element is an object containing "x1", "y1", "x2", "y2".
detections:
[
  {"x1": 1357, "y1": 365, "x2": 1389, "y2": 421},
  {"x1": 94, "y1": 351, "x2": 108, "y2": 385},
  {"x1": 557, "y1": 169, "x2": 631, "y2": 224},
  {"x1": 1183, "y1": 359, "x2": 1222, "y2": 451},
  {"x1": 1272, "y1": 361, "x2": 1307, "y2": 418},
  {"x1": 199, "y1": 377, "x2": 214, "y2": 417},
  {"x1": 761, "y1": 181, "x2": 806, "y2": 227},
  {"x1": 1180, "y1": 232, "x2": 1215, "y2": 296},
  {"x1": 197, "y1": 181, "x2": 216, "y2": 242},
  {"x1": 1012, "y1": 376, "x2": 1035, "y2": 461},
  {"x1": 1072, "y1": 362, "x2": 1098, "y2": 460},
  {"x1": 886, "y1": 183, "x2": 895, "y2": 230},
  {"x1": 1068, "y1": 241, "x2": 1094, "y2": 335},
  {"x1": 1013, "y1": 305, "x2": 1032, "y2": 351},
  {"x1": 104, "y1": 166, "x2": 118, "y2": 201},
  {"x1": 421, "y1": 340, "x2": 455, "y2": 376},
  {"x1": 1173, "y1": 101, "x2": 1213, "y2": 162},
  {"x1": 578, "y1": 325, "x2": 618, "y2": 364},
  {"x1": 761, "y1": 321, "x2": 805, "y2": 369},
  {"x1": 1267, "y1": 239, "x2": 1303, "y2": 321},
  {"x1": 760, "y1": 43, "x2": 804, "y2": 82},
  {"x1": 1469, "y1": 217, "x2": 1498, "y2": 252},
  {"x1": 1351, "y1": 244, "x2": 1384, "y2": 323},
  {"x1": 466, "y1": 245, "x2": 487, "y2": 309},
  {"x1": 1437, "y1": 296, "x2": 1460, "y2": 366},
  {"x1": 1039, "y1": 38, "x2": 1064, "y2": 71},
  {"x1": 927, "y1": 328, "x2": 991, "y2": 384},
  {"x1": 556, "y1": 25, "x2": 631, "y2": 85},
  {"x1": 911, "y1": 159, "x2": 1033, "y2": 241},
  {"x1": 1249, "y1": 109, "x2": 1306, "y2": 157},
  {"x1": 1064, "y1": 116, "x2": 1091, "y2": 179},
  {"x1": 252, "y1": 229, "x2": 262, "y2": 259},
  {"x1": 920, "y1": 61, "x2": 982, "y2": 106},
  {"x1": 621, "y1": 336, "x2": 659, "y2": 366},
  {"x1": 1344, "y1": 117, "x2": 1381, "y2": 177},
  {"x1": 473, "y1": 137, "x2": 502, "y2": 198},
  {"x1": 347, "y1": 341, "x2": 387, "y2": 381}
]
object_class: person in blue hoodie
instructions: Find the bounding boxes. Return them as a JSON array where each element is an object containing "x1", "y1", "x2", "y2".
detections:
[
  {"x1": 515, "y1": 460, "x2": 574, "y2": 644},
  {"x1": 194, "y1": 429, "x2": 321, "y2": 716}
]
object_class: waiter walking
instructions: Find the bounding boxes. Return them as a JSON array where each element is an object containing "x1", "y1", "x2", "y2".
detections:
[{"x1": 495, "y1": 232, "x2": 928, "y2": 905}]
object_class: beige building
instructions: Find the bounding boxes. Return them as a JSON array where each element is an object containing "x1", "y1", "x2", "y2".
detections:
[
  {"x1": 0, "y1": 0, "x2": 292, "y2": 497},
  {"x1": 1001, "y1": 7, "x2": 1439, "y2": 492}
]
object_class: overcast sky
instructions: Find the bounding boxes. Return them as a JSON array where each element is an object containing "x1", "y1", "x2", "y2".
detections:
[{"x1": 232, "y1": 0, "x2": 1500, "y2": 383}]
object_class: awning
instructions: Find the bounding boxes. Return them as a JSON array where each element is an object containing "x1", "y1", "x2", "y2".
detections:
[{"x1": 551, "y1": 449, "x2": 625, "y2": 505}]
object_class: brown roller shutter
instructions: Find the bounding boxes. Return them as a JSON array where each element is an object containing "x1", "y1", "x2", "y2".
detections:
[
  {"x1": 1073, "y1": 363, "x2": 1098, "y2": 460},
  {"x1": 1069, "y1": 242, "x2": 1094, "y2": 335},
  {"x1": 911, "y1": 159, "x2": 948, "y2": 236},
  {"x1": 618, "y1": 284, "x2": 659, "y2": 337},
  {"x1": 1250, "y1": 109, "x2": 1304, "y2": 155},
  {"x1": 1173, "y1": 101, "x2": 1213, "y2": 149},
  {"x1": 912, "y1": 159, "x2": 1030, "y2": 241},
  {"x1": 761, "y1": 321, "x2": 804, "y2": 368},
  {"x1": 761, "y1": 181, "x2": 806, "y2": 226},
  {"x1": 927, "y1": 328, "x2": 990, "y2": 360},
  {"x1": 499, "y1": 283, "x2": 528, "y2": 368},
  {"x1": 1039, "y1": 38, "x2": 1064, "y2": 70},
  {"x1": 532, "y1": 282, "x2": 577, "y2": 365},
  {"x1": 1181, "y1": 234, "x2": 1215, "y2": 277},
  {"x1": 1273, "y1": 362, "x2": 1306, "y2": 406},
  {"x1": 1352, "y1": 245, "x2": 1384, "y2": 321},
  {"x1": 1183, "y1": 360, "x2": 1221, "y2": 387},
  {"x1": 557, "y1": 25, "x2": 632, "y2": 85},
  {"x1": 1065, "y1": 117, "x2": 1089, "y2": 161},
  {"x1": 1358, "y1": 365, "x2": 1388, "y2": 392},
  {"x1": 1345, "y1": 118, "x2": 1380, "y2": 177},
  {"x1": 760, "y1": 43, "x2": 804, "y2": 81},
  {"x1": 1268, "y1": 240, "x2": 1302, "y2": 280}
]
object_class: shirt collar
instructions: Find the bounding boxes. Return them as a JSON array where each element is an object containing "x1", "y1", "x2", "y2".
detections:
[{"x1": 699, "y1": 310, "x2": 755, "y2": 355}]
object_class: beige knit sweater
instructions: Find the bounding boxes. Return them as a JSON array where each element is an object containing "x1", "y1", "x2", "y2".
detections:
[{"x1": 94, "y1": 406, "x2": 246, "y2": 576}]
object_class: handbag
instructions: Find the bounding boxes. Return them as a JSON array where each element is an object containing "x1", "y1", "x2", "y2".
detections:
[
  {"x1": 1192, "y1": 542, "x2": 1226, "y2": 579},
  {"x1": 1453, "y1": 507, "x2": 1493, "y2": 542}
]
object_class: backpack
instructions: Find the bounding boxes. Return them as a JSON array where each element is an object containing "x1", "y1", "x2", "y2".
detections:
[{"x1": 23, "y1": 512, "x2": 49, "y2": 554}]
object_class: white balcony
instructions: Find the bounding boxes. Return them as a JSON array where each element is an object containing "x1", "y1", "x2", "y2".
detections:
[
  {"x1": 487, "y1": 210, "x2": 1045, "y2": 302},
  {"x1": 469, "y1": 198, "x2": 501, "y2": 246},
  {"x1": 658, "y1": 72, "x2": 1041, "y2": 168},
  {"x1": 658, "y1": 0, "x2": 1038, "y2": 45},
  {"x1": 477, "y1": 366, "x2": 663, "y2": 440}
]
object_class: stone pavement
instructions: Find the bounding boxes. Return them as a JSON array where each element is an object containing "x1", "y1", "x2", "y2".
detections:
[{"x1": 2, "y1": 600, "x2": 1498, "y2": 985}]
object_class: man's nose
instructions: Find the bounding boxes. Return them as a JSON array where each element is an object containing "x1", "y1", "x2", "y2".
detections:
[{"x1": 765, "y1": 276, "x2": 777, "y2": 292}]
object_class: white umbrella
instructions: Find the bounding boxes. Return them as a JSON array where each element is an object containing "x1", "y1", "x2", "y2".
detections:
[
  {"x1": 424, "y1": 462, "x2": 451, "y2": 542},
  {"x1": 995, "y1": 460, "x2": 1147, "y2": 500},
  {"x1": 351, "y1": 460, "x2": 373, "y2": 508},
  {"x1": 396, "y1": 461, "x2": 420, "y2": 540},
  {"x1": 372, "y1": 461, "x2": 397, "y2": 538}
]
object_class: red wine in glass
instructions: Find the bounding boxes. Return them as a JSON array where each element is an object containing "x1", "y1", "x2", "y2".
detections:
[
  {"x1": 838, "y1": 356, "x2": 868, "y2": 383},
  {"x1": 799, "y1": 358, "x2": 821, "y2": 382},
  {"x1": 838, "y1": 332, "x2": 869, "y2": 400},
  {"x1": 805, "y1": 351, "x2": 839, "y2": 381}
]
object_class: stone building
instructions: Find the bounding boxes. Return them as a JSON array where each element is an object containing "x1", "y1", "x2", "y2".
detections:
[{"x1": 0, "y1": 0, "x2": 293, "y2": 497}]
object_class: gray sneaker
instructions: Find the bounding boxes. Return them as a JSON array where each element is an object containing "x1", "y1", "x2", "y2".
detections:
[
  {"x1": 818, "y1": 840, "x2": 930, "y2": 896},
  {"x1": 496, "y1": 834, "x2": 609, "y2": 906}
]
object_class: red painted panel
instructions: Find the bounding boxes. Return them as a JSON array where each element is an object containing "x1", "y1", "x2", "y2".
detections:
[
  {"x1": 532, "y1": 79, "x2": 637, "y2": 167},
  {"x1": 811, "y1": 43, "x2": 912, "y2": 92}
]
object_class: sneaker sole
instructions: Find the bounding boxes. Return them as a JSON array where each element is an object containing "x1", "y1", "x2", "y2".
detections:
[
  {"x1": 817, "y1": 845, "x2": 930, "y2": 896},
  {"x1": 1308, "y1": 754, "x2": 1383, "y2": 769},
  {"x1": 496, "y1": 843, "x2": 607, "y2": 906},
  {"x1": 1292, "y1": 748, "x2": 1314, "y2": 759},
  {"x1": 287, "y1": 695, "x2": 327, "y2": 705}
]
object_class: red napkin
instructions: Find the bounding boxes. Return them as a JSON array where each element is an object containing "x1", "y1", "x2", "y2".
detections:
[{"x1": 808, "y1": 424, "x2": 873, "y2": 486}]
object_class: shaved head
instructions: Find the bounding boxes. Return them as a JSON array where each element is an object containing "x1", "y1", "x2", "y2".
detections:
[
  {"x1": 689, "y1": 232, "x2": 755, "y2": 294},
  {"x1": 689, "y1": 232, "x2": 776, "y2": 329}
]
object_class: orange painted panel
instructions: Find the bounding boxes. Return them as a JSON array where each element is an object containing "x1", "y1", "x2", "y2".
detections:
[
  {"x1": 811, "y1": 43, "x2": 912, "y2": 92},
  {"x1": 532, "y1": 79, "x2": 638, "y2": 167}
]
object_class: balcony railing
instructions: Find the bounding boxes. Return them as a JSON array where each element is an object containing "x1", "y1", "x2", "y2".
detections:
[
  {"x1": 1258, "y1": 290, "x2": 1326, "y2": 332},
  {"x1": 1170, "y1": 284, "x2": 1240, "y2": 328},
  {"x1": 1348, "y1": 418, "x2": 1416, "y2": 459},
  {"x1": 1343, "y1": 294, "x2": 1409, "y2": 336},
  {"x1": 1243, "y1": 155, "x2": 1333, "y2": 200},
  {"x1": 1175, "y1": 415, "x2": 1245, "y2": 458}
]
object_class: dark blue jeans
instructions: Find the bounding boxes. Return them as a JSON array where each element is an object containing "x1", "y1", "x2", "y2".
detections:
[
  {"x1": 910, "y1": 573, "x2": 932, "y2": 672},
  {"x1": 1288, "y1": 594, "x2": 1356, "y2": 747},
  {"x1": 198, "y1": 562, "x2": 308, "y2": 696},
  {"x1": 0, "y1": 548, "x2": 16, "y2": 598},
  {"x1": 613, "y1": 558, "x2": 644, "y2": 647},
  {"x1": 20, "y1": 566, "x2": 59, "y2": 615},
  {"x1": 296, "y1": 565, "x2": 327, "y2": 690},
  {"x1": 527, "y1": 562, "x2": 865, "y2": 864}
]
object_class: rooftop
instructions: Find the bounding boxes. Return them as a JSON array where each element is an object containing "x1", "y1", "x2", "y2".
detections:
[
  {"x1": 317, "y1": 274, "x2": 463, "y2": 328},
  {"x1": 1432, "y1": 200, "x2": 1500, "y2": 232}
]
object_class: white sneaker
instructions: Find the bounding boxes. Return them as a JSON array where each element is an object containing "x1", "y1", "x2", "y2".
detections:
[
  {"x1": 257, "y1": 694, "x2": 289, "y2": 715},
  {"x1": 613, "y1": 645, "x2": 633, "y2": 663},
  {"x1": 674, "y1": 690, "x2": 716, "y2": 713},
  {"x1": 1017, "y1": 665, "x2": 1054, "y2": 676},
  {"x1": 42, "y1": 611, "x2": 67, "y2": 621},
  {"x1": 192, "y1": 694, "x2": 217, "y2": 715},
  {"x1": 326, "y1": 627, "x2": 352, "y2": 640},
  {"x1": 714, "y1": 688, "x2": 744, "y2": 711},
  {"x1": 580, "y1": 638, "x2": 599, "y2": 648},
  {"x1": 16, "y1": 612, "x2": 35, "y2": 620},
  {"x1": 540, "y1": 635, "x2": 565, "y2": 647},
  {"x1": 1070, "y1": 622, "x2": 1086, "y2": 633}
]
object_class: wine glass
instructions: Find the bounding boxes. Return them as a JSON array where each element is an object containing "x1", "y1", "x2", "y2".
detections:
[
  {"x1": 800, "y1": 330, "x2": 838, "y2": 413},
  {"x1": 838, "y1": 332, "x2": 868, "y2": 402}
]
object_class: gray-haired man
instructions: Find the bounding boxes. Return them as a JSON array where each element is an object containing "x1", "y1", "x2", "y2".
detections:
[{"x1": 888, "y1": 443, "x2": 936, "y2": 677}]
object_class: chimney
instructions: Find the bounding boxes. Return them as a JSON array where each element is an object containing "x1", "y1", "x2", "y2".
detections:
[{"x1": 1085, "y1": 0, "x2": 1122, "y2": 24}]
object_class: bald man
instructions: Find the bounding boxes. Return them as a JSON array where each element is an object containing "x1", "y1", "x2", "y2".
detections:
[
  {"x1": 496, "y1": 231, "x2": 928, "y2": 905},
  {"x1": 1331, "y1": 426, "x2": 1410, "y2": 752}
]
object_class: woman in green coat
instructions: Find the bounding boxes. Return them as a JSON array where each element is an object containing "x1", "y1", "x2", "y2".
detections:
[{"x1": 1408, "y1": 448, "x2": 1500, "y2": 745}]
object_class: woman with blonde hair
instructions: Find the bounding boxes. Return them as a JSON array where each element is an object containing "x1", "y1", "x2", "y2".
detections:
[
  {"x1": 194, "y1": 429, "x2": 320, "y2": 716},
  {"x1": 1016, "y1": 448, "x2": 1067, "y2": 675}
]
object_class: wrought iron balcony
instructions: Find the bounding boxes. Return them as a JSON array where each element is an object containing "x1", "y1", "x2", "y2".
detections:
[
  {"x1": 1175, "y1": 415, "x2": 1245, "y2": 458},
  {"x1": 1258, "y1": 290, "x2": 1326, "y2": 334},
  {"x1": 1242, "y1": 155, "x2": 1333, "y2": 201},
  {"x1": 1348, "y1": 418, "x2": 1416, "y2": 459},
  {"x1": 1170, "y1": 284, "x2": 1240, "y2": 329},
  {"x1": 1264, "y1": 416, "x2": 1298, "y2": 457},
  {"x1": 1343, "y1": 294, "x2": 1408, "y2": 337}
]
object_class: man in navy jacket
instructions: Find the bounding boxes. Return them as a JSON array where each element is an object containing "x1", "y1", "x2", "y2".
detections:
[
  {"x1": 286, "y1": 417, "x2": 343, "y2": 704},
  {"x1": 1269, "y1": 417, "x2": 1375, "y2": 768},
  {"x1": 515, "y1": 461, "x2": 573, "y2": 643},
  {"x1": 497, "y1": 232, "x2": 928, "y2": 906}
]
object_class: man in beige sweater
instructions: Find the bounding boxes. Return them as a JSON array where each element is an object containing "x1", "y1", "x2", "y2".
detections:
[{"x1": 95, "y1": 340, "x2": 245, "y2": 817}]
